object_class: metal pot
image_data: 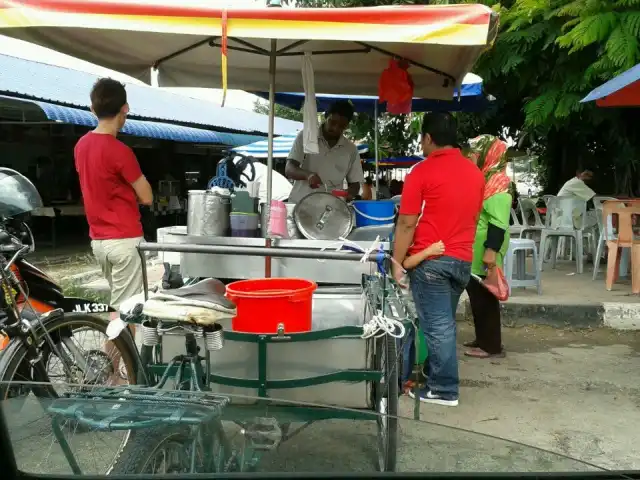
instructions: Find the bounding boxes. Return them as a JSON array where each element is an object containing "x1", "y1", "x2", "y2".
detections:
[
  {"x1": 293, "y1": 192, "x2": 354, "y2": 240},
  {"x1": 260, "y1": 202, "x2": 302, "y2": 239},
  {"x1": 187, "y1": 190, "x2": 231, "y2": 237}
]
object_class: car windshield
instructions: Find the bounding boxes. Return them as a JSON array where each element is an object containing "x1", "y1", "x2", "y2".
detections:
[
  {"x1": 0, "y1": 168, "x2": 43, "y2": 218},
  {"x1": 1, "y1": 380, "x2": 605, "y2": 476}
]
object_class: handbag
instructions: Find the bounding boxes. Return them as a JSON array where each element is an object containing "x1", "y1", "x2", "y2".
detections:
[{"x1": 482, "y1": 266, "x2": 510, "y2": 301}]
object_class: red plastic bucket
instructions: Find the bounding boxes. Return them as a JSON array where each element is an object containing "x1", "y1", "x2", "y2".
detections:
[{"x1": 226, "y1": 278, "x2": 317, "y2": 334}]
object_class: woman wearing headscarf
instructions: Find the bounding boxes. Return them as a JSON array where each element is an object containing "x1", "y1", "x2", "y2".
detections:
[{"x1": 464, "y1": 135, "x2": 512, "y2": 359}]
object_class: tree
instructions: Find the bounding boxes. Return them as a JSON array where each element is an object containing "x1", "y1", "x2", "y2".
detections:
[
  {"x1": 290, "y1": 0, "x2": 640, "y2": 194},
  {"x1": 253, "y1": 98, "x2": 304, "y2": 122}
]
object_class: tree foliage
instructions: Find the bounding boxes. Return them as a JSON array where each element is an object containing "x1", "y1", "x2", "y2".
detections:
[{"x1": 286, "y1": 0, "x2": 640, "y2": 194}]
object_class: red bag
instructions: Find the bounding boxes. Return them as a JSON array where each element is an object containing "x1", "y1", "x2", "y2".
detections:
[
  {"x1": 378, "y1": 59, "x2": 414, "y2": 115},
  {"x1": 482, "y1": 267, "x2": 509, "y2": 301}
]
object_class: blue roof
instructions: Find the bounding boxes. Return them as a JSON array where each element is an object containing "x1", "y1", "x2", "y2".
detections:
[
  {"x1": 581, "y1": 63, "x2": 640, "y2": 103},
  {"x1": 0, "y1": 53, "x2": 302, "y2": 136},
  {"x1": 253, "y1": 73, "x2": 490, "y2": 114},
  {"x1": 0, "y1": 95, "x2": 264, "y2": 146},
  {"x1": 233, "y1": 134, "x2": 369, "y2": 158}
]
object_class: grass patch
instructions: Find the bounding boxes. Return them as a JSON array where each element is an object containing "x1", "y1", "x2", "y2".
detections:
[{"x1": 59, "y1": 279, "x2": 109, "y2": 304}]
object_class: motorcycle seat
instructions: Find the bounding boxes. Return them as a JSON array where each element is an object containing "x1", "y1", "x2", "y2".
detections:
[{"x1": 139, "y1": 279, "x2": 236, "y2": 326}]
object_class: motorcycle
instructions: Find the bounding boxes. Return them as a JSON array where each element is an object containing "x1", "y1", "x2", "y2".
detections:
[{"x1": 0, "y1": 213, "x2": 115, "y2": 349}]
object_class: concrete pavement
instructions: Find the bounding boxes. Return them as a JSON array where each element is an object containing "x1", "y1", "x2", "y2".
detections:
[{"x1": 4, "y1": 324, "x2": 638, "y2": 475}]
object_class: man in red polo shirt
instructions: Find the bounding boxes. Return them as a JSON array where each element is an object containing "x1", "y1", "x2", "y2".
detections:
[
  {"x1": 75, "y1": 78, "x2": 153, "y2": 319},
  {"x1": 392, "y1": 112, "x2": 484, "y2": 407}
]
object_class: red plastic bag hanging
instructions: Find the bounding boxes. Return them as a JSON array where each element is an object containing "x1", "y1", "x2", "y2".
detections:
[
  {"x1": 378, "y1": 59, "x2": 414, "y2": 115},
  {"x1": 483, "y1": 266, "x2": 510, "y2": 301}
]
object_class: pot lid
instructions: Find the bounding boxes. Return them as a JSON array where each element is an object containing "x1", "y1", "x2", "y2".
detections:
[{"x1": 293, "y1": 192, "x2": 354, "y2": 240}]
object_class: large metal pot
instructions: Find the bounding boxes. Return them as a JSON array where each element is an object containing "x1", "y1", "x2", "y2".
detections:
[
  {"x1": 260, "y1": 202, "x2": 302, "y2": 239},
  {"x1": 187, "y1": 190, "x2": 231, "y2": 237}
]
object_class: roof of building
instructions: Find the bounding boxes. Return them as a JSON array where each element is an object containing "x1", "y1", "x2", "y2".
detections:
[
  {"x1": 0, "y1": 53, "x2": 302, "y2": 136},
  {"x1": 0, "y1": 95, "x2": 264, "y2": 146}
]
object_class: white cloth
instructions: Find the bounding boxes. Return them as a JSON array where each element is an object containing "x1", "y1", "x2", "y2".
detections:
[
  {"x1": 557, "y1": 177, "x2": 596, "y2": 201},
  {"x1": 235, "y1": 159, "x2": 292, "y2": 204},
  {"x1": 302, "y1": 52, "x2": 319, "y2": 155}
]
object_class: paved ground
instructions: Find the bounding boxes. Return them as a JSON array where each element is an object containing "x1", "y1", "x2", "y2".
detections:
[{"x1": 3, "y1": 324, "x2": 638, "y2": 475}]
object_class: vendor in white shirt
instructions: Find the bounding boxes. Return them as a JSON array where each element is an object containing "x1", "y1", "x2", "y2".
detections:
[
  {"x1": 285, "y1": 101, "x2": 364, "y2": 203},
  {"x1": 557, "y1": 169, "x2": 596, "y2": 201},
  {"x1": 233, "y1": 157, "x2": 292, "y2": 205}
]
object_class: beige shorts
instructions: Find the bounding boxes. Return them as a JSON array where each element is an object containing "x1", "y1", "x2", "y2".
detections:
[{"x1": 91, "y1": 236, "x2": 144, "y2": 311}]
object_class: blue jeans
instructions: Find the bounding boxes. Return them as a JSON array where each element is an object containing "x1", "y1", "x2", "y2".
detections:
[
  {"x1": 397, "y1": 324, "x2": 416, "y2": 385},
  {"x1": 409, "y1": 256, "x2": 471, "y2": 399}
]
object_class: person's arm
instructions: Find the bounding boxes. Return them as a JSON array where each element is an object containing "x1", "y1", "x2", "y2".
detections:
[
  {"x1": 117, "y1": 146, "x2": 153, "y2": 206},
  {"x1": 482, "y1": 193, "x2": 512, "y2": 267},
  {"x1": 285, "y1": 133, "x2": 317, "y2": 183},
  {"x1": 392, "y1": 170, "x2": 422, "y2": 268},
  {"x1": 403, "y1": 241, "x2": 445, "y2": 269},
  {"x1": 346, "y1": 149, "x2": 365, "y2": 200}
]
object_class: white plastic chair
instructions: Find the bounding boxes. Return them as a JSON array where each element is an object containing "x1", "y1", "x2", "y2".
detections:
[
  {"x1": 509, "y1": 208, "x2": 524, "y2": 236},
  {"x1": 518, "y1": 198, "x2": 545, "y2": 239},
  {"x1": 539, "y1": 196, "x2": 593, "y2": 274}
]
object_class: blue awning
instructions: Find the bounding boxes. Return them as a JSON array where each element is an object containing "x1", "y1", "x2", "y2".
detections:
[
  {"x1": 581, "y1": 63, "x2": 640, "y2": 107},
  {"x1": 0, "y1": 95, "x2": 264, "y2": 146},
  {"x1": 233, "y1": 133, "x2": 369, "y2": 158},
  {"x1": 253, "y1": 73, "x2": 492, "y2": 115}
]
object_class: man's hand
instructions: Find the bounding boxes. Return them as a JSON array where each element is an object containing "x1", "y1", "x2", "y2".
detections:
[
  {"x1": 483, "y1": 248, "x2": 497, "y2": 270},
  {"x1": 307, "y1": 173, "x2": 322, "y2": 189},
  {"x1": 391, "y1": 261, "x2": 408, "y2": 288}
]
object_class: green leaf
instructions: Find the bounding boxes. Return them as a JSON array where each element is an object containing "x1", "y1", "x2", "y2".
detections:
[
  {"x1": 524, "y1": 90, "x2": 560, "y2": 126},
  {"x1": 605, "y1": 24, "x2": 640, "y2": 68},
  {"x1": 554, "y1": 93, "x2": 583, "y2": 117}
]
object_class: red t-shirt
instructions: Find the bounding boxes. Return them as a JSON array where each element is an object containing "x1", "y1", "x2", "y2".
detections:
[
  {"x1": 399, "y1": 148, "x2": 484, "y2": 261},
  {"x1": 74, "y1": 132, "x2": 144, "y2": 240}
]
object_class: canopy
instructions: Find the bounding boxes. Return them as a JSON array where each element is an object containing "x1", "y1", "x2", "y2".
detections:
[
  {"x1": 0, "y1": 2, "x2": 499, "y2": 98},
  {"x1": 581, "y1": 63, "x2": 640, "y2": 107},
  {"x1": 254, "y1": 73, "x2": 492, "y2": 114},
  {"x1": 232, "y1": 133, "x2": 369, "y2": 158}
]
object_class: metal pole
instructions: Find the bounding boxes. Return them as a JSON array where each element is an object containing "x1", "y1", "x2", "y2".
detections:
[
  {"x1": 138, "y1": 242, "x2": 384, "y2": 263},
  {"x1": 374, "y1": 101, "x2": 379, "y2": 200},
  {"x1": 265, "y1": 38, "x2": 277, "y2": 278}
]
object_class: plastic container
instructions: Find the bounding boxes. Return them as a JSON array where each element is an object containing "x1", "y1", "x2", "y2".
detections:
[
  {"x1": 231, "y1": 228, "x2": 259, "y2": 238},
  {"x1": 230, "y1": 213, "x2": 259, "y2": 237},
  {"x1": 351, "y1": 200, "x2": 396, "y2": 227},
  {"x1": 226, "y1": 278, "x2": 318, "y2": 334}
]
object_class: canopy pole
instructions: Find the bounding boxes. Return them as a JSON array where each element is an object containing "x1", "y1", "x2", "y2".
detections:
[
  {"x1": 265, "y1": 38, "x2": 277, "y2": 278},
  {"x1": 374, "y1": 101, "x2": 379, "y2": 200}
]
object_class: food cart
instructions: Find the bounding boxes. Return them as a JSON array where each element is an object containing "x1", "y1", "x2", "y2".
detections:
[{"x1": 0, "y1": 1, "x2": 499, "y2": 473}]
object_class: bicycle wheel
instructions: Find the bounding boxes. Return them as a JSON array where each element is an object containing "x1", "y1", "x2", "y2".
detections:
[
  {"x1": 374, "y1": 333, "x2": 399, "y2": 472},
  {"x1": 108, "y1": 421, "x2": 231, "y2": 475},
  {"x1": 0, "y1": 312, "x2": 138, "y2": 475}
]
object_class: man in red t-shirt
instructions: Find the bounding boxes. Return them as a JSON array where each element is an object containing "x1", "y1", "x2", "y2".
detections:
[
  {"x1": 75, "y1": 78, "x2": 153, "y2": 321},
  {"x1": 392, "y1": 112, "x2": 484, "y2": 407}
]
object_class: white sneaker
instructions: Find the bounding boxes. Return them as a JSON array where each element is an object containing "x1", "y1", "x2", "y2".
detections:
[{"x1": 408, "y1": 389, "x2": 459, "y2": 407}]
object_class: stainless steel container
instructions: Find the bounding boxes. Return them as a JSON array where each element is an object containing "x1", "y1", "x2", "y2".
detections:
[
  {"x1": 260, "y1": 202, "x2": 302, "y2": 239},
  {"x1": 293, "y1": 192, "x2": 353, "y2": 240},
  {"x1": 187, "y1": 190, "x2": 231, "y2": 237}
]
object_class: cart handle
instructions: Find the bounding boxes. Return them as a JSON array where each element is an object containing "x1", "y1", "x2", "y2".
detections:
[{"x1": 138, "y1": 242, "x2": 387, "y2": 263}]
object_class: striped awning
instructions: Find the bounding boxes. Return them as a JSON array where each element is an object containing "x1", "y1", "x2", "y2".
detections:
[{"x1": 233, "y1": 134, "x2": 369, "y2": 158}]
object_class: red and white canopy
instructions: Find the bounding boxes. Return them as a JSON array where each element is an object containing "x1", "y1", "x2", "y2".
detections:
[{"x1": 0, "y1": 1, "x2": 498, "y2": 99}]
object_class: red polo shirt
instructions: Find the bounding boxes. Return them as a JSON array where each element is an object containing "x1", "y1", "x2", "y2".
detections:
[
  {"x1": 75, "y1": 132, "x2": 144, "y2": 240},
  {"x1": 399, "y1": 148, "x2": 484, "y2": 261}
]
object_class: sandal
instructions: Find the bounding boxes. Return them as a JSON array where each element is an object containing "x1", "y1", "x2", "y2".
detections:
[
  {"x1": 463, "y1": 340, "x2": 479, "y2": 348},
  {"x1": 464, "y1": 347, "x2": 506, "y2": 359}
]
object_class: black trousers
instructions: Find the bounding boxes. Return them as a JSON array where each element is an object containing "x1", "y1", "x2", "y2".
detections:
[{"x1": 465, "y1": 275, "x2": 503, "y2": 354}]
